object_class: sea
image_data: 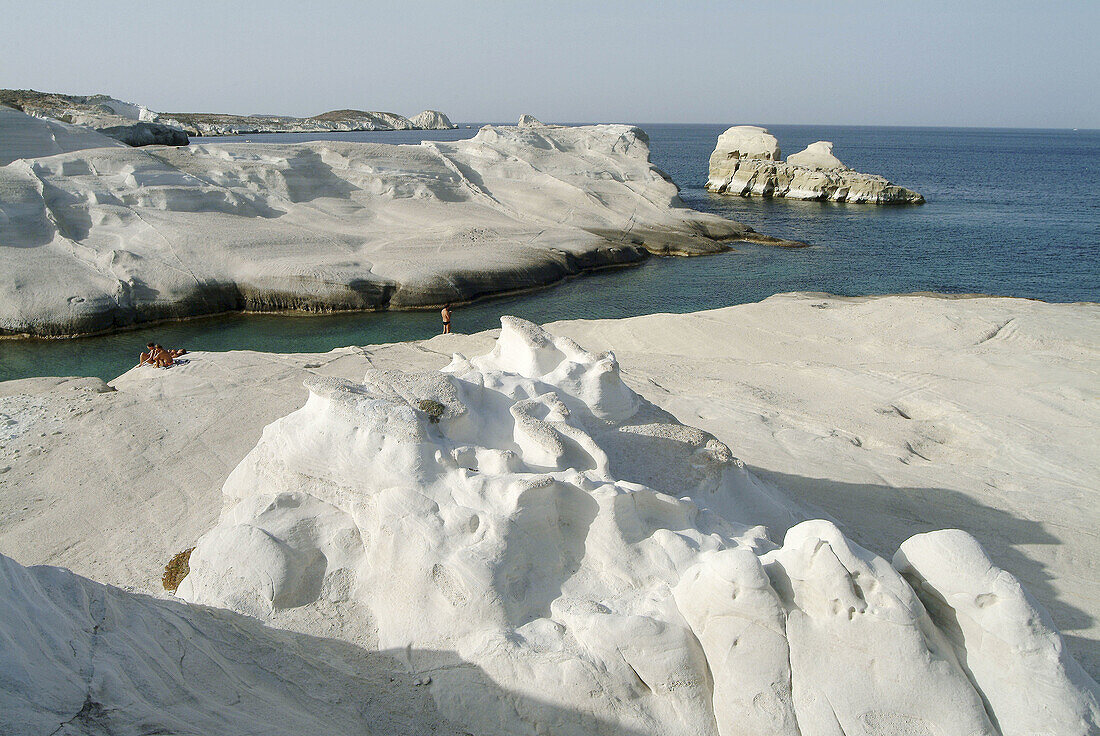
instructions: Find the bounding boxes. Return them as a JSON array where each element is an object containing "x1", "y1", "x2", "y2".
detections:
[{"x1": 2, "y1": 124, "x2": 1097, "y2": 382}]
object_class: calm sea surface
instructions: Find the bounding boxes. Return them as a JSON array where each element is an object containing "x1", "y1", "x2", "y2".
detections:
[{"x1": 2, "y1": 124, "x2": 1097, "y2": 382}]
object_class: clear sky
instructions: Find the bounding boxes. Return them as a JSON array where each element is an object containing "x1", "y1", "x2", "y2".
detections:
[{"x1": 3, "y1": 0, "x2": 1097, "y2": 128}]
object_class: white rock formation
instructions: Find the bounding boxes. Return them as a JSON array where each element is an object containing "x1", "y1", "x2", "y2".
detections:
[
  {"x1": 2, "y1": 91, "x2": 189, "y2": 147},
  {"x1": 2, "y1": 295, "x2": 1099, "y2": 734},
  {"x1": 169, "y1": 316, "x2": 1097, "y2": 736},
  {"x1": 409, "y1": 109, "x2": 457, "y2": 129},
  {"x1": 895, "y1": 530, "x2": 1100, "y2": 736},
  {"x1": 0, "y1": 107, "x2": 793, "y2": 337},
  {"x1": 157, "y1": 109, "x2": 440, "y2": 136},
  {"x1": 707, "y1": 126, "x2": 924, "y2": 203},
  {"x1": 711, "y1": 125, "x2": 781, "y2": 161},
  {"x1": 786, "y1": 140, "x2": 846, "y2": 170},
  {"x1": 518, "y1": 114, "x2": 545, "y2": 127}
]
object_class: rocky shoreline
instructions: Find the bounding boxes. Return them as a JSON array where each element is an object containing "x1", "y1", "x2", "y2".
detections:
[
  {"x1": 0, "y1": 107, "x2": 802, "y2": 338},
  {"x1": 159, "y1": 107, "x2": 457, "y2": 137},
  {"x1": 0, "y1": 89, "x2": 458, "y2": 148}
]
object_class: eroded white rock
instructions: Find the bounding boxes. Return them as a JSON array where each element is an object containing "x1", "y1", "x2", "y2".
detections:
[
  {"x1": 895, "y1": 530, "x2": 1100, "y2": 735},
  {"x1": 0, "y1": 104, "x2": 125, "y2": 165},
  {"x1": 786, "y1": 141, "x2": 846, "y2": 170},
  {"x1": 0, "y1": 108, "x2": 784, "y2": 337},
  {"x1": 0, "y1": 552, "x2": 464, "y2": 734},
  {"x1": 409, "y1": 109, "x2": 457, "y2": 129},
  {"x1": 712, "y1": 125, "x2": 781, "y2": 161},
  {"x1": 173, "y1": 317, "x2": 1094, "y2": 735}
]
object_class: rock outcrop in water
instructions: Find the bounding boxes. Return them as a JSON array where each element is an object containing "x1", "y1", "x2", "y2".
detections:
[
  {"x1": 786, "y1": 140, "x2": 846, "y2": 169},
  {"x1": 0, "y1": 106, "x2": 799, "y2": 337},
  {"x1": 707, "y1": 125, "x2": 925, "y2": 204},
  {"x1": 164, "y1": 316, "x2": 1098, "y2": 735},
  {"x1": 408, "y1": 109, "x2": 456, "y2": 130},
  {"x1": 710, "y1": 124, "x2": 781, "y2": 161}
]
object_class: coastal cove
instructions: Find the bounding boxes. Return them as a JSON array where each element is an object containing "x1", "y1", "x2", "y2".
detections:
[{"x1": 2, "y1": 124, "x2": 1097, "y2": 382}]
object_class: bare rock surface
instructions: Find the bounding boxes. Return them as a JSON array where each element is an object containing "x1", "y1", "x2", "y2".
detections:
[
  {"x1": 0, "y1": 552, "x2": 474, "y2": 735},
  {"x1": 786, "y1": 140, "x2": 846, "y2": 169},
  {"x1": 0, "y1": 105, "x2": 127, "y2": 165},
  {"x1": 0, "y1": 88, "x2": 189, "y2": 149},
  {"x1": 1, "y1": 294, "x2": 1096, "y2": 735},
  {"x1": 409, "y1": 109, "x2": 457, "y2": 130},
  {"x1": 0, "y1": 106, "x2": 794, "y2": 337},
  {"x1": 707, "y1": 125, "x2": 924, "y2": 203},
  {"x1": 711, "y1": 124, "x2": 781, "y2": 161}
]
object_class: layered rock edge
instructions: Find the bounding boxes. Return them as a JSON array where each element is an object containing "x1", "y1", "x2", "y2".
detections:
[{"x1": 707, "y1": 125, "x2": 925, "y2": 204}]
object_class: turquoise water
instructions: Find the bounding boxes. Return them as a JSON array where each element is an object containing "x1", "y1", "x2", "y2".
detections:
[{"x1": 1, "y1": 124, "x2": 1097, "y2": 382}]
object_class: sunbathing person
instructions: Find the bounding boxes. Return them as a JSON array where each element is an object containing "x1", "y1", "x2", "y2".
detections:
[
  {"x1": 137, "y1": 342, "x2": 157, "y2": 367},
  {"x1": 153, "y1": 344, "x2": 176, "y2": 368},
  {"x1": 138, "y1": 342, "x2": 189, "y2": 368}
]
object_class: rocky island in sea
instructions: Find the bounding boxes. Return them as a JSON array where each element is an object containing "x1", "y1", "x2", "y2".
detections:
[
  {"x1": 157, "y1": 106, "x2": 457, "y2": 137},
  {"x1": 707, "y1": 125, "x2": 925, "y2": 203},
  {"x1": 0, "y1": 88, "x2": 458, "y2": 146},
  {"x1": 0, "y1": 106, "x2": 800, "y2": 337}
]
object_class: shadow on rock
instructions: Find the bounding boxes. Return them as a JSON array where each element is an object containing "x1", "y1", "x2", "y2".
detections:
[
  {"x1": 0, "y1": 554, "x2": 646, "y2": 736},
  {"x1": 752, "y1": 467, "x2": 1098, "y2": 679}
]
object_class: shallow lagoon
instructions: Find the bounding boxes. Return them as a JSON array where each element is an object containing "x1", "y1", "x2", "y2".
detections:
[{"x1": 2, "y1": 124, "x2": 1096, "y2": 382}]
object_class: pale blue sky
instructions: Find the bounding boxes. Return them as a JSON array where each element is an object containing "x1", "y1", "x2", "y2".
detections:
[{"x1": 3, "y1": 0, "x2": 1097, "y2": 127}]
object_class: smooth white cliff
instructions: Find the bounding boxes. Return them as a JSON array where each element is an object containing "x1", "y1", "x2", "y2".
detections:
[{"x1": 0, "y1": 107, "x2": 793, "y2": 337}]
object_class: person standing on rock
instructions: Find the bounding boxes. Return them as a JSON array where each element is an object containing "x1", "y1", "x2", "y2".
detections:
[{"x1": 441, "y1": 304, "x2": 452, "y2": 334}]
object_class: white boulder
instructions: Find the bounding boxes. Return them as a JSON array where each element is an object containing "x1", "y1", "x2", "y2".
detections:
[
  {"x1": 786, "y1": 140, "x2": 846, "y2": 170},
  {"x1": 517, "y1": 114, "x2": 545, "y2": 127},
  {"x1": 712, "y1": 125, "x2": 781, "y2": 161},
  {"x1": 409, "y1": 109, "x2": 457, "y2": 129}
]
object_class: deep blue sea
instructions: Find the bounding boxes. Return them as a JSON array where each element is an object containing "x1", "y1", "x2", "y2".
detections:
[{"x1": 2, "y1": 124, "x2": 1097, "y2": 382}]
